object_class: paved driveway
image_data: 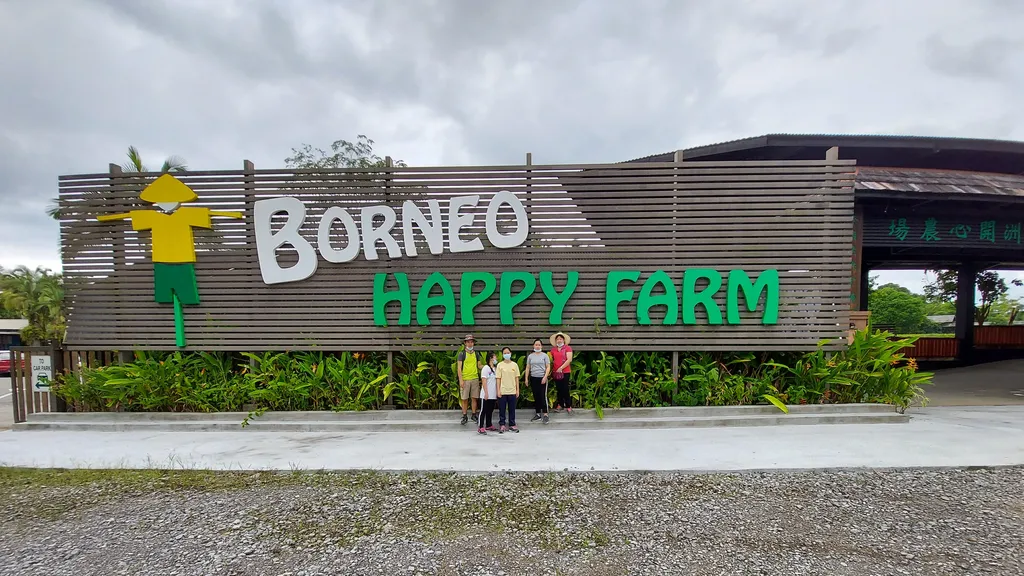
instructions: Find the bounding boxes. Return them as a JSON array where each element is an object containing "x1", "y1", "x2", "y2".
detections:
[
  {"x1": 1, "y1": 406, "x2": 1022, "y2": 472},
  {"x1": 927, "y1": 359, "x2": 1024, "y2": 406}
]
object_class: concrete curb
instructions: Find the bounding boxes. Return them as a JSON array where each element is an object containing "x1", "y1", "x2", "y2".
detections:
[{"x1": 15, "y1": 404, "x2": 908, "y2": 432}]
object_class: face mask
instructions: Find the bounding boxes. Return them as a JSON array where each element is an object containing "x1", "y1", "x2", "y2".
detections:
[
  {"x1": 503, "y1": 353, "x2": 511, "y2": 360},
  {"x1": 490, "y1": 359, "x2": 497, "y2": 366},
  {"x1": 533, "y1": 347, "x2": 541, "y2": 353},
  {"x1": 466, "y1": 345, "x2": 474, "y2": 352},
  {"x1": 556, "y1": 343, "x2": 564, "y2": 349}
]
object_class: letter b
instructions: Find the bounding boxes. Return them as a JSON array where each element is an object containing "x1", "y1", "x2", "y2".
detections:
[{"x1": 254, "y1": 197, "x2": 318, "y2": 285}]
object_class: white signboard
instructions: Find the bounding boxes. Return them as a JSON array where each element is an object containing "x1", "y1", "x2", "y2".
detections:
[{"x1": 31, "y1": 355, "x2": 52, "y2": 394}]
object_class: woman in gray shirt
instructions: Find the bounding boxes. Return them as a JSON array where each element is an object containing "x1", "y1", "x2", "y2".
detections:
[{"x1": 526, "y1": 339, "x2": 552, "y2": 424}]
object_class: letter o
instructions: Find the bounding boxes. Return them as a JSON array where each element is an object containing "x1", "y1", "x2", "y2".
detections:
[
  {"x1": 317, "y1": 206, "x2": 361, "y2": 263},
  {"x1": 485, "y1": 190, "x2": 529, "y2": 249}
]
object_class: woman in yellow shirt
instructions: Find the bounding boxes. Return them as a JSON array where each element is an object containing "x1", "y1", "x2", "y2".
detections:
[{"x1": 495, "y1": 347, "x2": 521, "y2": 433}]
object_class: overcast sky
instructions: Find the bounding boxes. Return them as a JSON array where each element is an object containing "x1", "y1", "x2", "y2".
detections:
[{"x1": 2, "y1": 0, "x2": 1022, "y2": 294}]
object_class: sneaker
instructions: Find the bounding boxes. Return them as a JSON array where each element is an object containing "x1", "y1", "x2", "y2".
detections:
[
  {"x1": 499, "y1": 426, "x2": 507, "y2": 434},
  {"x1": 478, "y1": 427, "x2": 487, "y2": 435},
  {"x1": 566, "y1": 407, "x2": 573, "y2": 415},
  {"x1": 511, "y1": 426, "x2": 520, "y2": 433},
  {"x1": 471, "y1": 412, "x2": 478, "y2": 423},
  {"x1": 461, "y1": 414, "x2": 468, "y2": 425},
  {"x1": 542, "y1": 415, "x2": 549, "y2": 424},
  {"x1": 530, "y1": 414, "x2": 542, "y2": 422},
  {"x1": 553, "y1": 405, "x2": 562, "y2": 413},
  {"x1": 486, "y1": 426, "x2": 498, "y2": 432}
]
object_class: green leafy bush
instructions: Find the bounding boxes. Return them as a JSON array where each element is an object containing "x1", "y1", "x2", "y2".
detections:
[
  {"x1": 53, "y1": 330, "x2": 931, "y2": 414},
  {"x1": 55, "y1": 350, "x2": 389, "y2": 412}
]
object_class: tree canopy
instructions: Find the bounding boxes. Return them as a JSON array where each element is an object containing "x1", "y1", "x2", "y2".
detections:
[
  {"x1": 284, "y1": 135, "x2": 406, "y2": 170},
  {"x1": 868, "y1": 283, "x2": 936, "y2": 334},
  {"x1": 0, "y1": 266, "x2": 65, "y2": 344},
  {"x1": 867, "y1": 271, "x2": 1024, "y2": 333},
  {"x1": 924, "y1": 269, "x2": 1023, "y2": 325}
]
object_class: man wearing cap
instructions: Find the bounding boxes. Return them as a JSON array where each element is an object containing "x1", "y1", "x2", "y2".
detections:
[
  {"x1": 550, "y1": 331, "x2": 574, "y2": 413},
  {"x1": 456, "y1": 334, "x2": 484, "y2": 425}
]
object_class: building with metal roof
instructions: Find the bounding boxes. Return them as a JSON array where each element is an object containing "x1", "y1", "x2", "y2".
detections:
[
  {"x1": 628, "y1": 134, "x2": 1024, "y2": 363},
  {"x1": 0, "y1": 319, "x2": 27, "y2": 351}
]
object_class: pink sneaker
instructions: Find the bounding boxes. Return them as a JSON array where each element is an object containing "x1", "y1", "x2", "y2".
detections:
[{"x1": 477, "y1": 427, "x2": 487, "y2": 435}]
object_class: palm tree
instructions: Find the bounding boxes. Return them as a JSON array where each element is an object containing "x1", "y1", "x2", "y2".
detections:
[
  {"x1": 121, "y1": 145, "x2": 188, "y2": 174},
  {"x1": 0, "y1": 266, "x2": 65, "y2": 344},
  {"x1": 48, "y1": 146, "x2": 188, "y2": 220}
]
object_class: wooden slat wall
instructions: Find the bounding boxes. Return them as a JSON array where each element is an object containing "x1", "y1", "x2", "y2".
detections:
[{"x1": 58, "y1": 160, "x2": 856, "y2": 351}]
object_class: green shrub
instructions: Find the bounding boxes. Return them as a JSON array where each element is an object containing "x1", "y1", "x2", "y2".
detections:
[
  {"x1": 54, "y1": 350, "x2": 390, "y2": 412},
  {"x1": 53, "y1": 329, "x2": 931, "y2": 414}
]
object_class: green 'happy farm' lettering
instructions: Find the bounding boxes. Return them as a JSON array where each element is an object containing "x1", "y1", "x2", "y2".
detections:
[{"x1": 373, "y1": 269, "x2": 780, "y2": 327}]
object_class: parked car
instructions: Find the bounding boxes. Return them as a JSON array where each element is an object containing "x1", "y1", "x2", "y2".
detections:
[{"x1": 0, "y1": 351, "x2": 10, "y2": 376}]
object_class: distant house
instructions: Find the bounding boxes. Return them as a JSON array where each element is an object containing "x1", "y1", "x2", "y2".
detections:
[
  {"x1": 927, "y1": 315, "x2": 956, "y2": 330},
  {"x1": 0, "y1": 319, "x2": 28, "y2": 350}
]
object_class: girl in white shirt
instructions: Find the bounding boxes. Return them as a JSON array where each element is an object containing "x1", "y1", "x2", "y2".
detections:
[{"x1": 478, "y1": 353, "x2": 499, "y2": 434}]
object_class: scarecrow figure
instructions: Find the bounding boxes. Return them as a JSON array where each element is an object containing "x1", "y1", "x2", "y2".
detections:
[{"x1": 97, "y1": 173, "x2": 243, "y2": 347}]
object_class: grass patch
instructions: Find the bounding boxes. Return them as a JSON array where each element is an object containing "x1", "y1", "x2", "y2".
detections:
[
  {"x1": 0, "y1": 467, "x2": 379, "y2": 523},
  {"x1": 0, "y1": 467, "x2": 332, "y2": 492}
]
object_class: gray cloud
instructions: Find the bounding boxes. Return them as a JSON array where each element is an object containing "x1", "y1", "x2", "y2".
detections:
[
  {"x1": 924, "y1": 36, "x2": 1024, "y2": 80},
  {"x1": 1, "y1": 0, "x2": 1023, "y2": 273}
]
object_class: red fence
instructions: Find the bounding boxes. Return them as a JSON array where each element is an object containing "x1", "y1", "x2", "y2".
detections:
[
  {"x1": 975, "y1": 326, "x2": 1024, "y2": 347},
  {"x1": 903, "y1": 337, "x2": 958, "y2": 360},
  {"x1": 900, "y1": 326, "x2": 1024, "y2": 359}
]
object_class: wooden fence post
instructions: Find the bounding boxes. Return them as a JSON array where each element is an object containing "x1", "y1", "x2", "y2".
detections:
[
  {"x1": 672, "y1": 350, "x2": 679, "y2": 387},
  {"x1": 52, "y1": 345, "x2": 67, "y2": 412},
  {"x1": 386, "y1": 351, "x2": 395, "y2": 408},
  {"x1": 10, "y1": 348, "x2": 22, "y2": 424},
  {"x1": 384, "y1": 157, "x2": 396, "y2": 407}
]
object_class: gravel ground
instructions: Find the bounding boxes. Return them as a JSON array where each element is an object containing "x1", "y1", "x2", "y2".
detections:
[{"x1": 0, "y1": 466, "x2": 1022, "y2": 576}]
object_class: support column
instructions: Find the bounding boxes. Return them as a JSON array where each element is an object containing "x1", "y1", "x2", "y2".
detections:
[
  {"x1": 955, "y1": 262, "x2": 976, "y2": 364},
  {"x1": 858, "y1": 265, "x2": 871, "y2": 312},
  {"x1": 850, "y1": 205, "x2": 864, "y2": 310}
]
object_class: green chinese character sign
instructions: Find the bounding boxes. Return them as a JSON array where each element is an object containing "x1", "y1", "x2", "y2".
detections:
[
  {"x1": 888, "y1": 218, "x2": 909, "y2": 241},
  {"x1": 921, "y1": 218, "x2": 940, "y2": 242},
  {"x1": 881, "y1": 216, "x2": 1024, "y2": 247}
]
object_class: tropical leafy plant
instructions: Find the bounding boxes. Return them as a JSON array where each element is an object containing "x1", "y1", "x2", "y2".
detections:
[
  {"x1": 53, "y1": 330, "x2": 932, "y2": 415},
  {"x1": 48, "y1": 145, "x2": 188, "y2": 220},
  {"x1": 0, "y1": 266, "x2": 65, "y2": 344}
]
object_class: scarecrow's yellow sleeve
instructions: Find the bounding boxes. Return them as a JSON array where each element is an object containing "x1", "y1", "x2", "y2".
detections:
[{"x1": 131, "y1": 207, "x2": 212, "y2": 263}]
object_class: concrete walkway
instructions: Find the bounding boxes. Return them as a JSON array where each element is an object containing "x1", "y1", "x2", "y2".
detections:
[
  {"x1": 0, "y1": 406, "x2": 1022, "y2": 472},
  {"x1": 927, "y1": 359, "x2": 1024, "y2": 406}
]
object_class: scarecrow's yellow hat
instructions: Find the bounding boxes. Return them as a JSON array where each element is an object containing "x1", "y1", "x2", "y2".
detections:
[{"x1": 140, "y1": 174, "x2": 198, "y2": 204}]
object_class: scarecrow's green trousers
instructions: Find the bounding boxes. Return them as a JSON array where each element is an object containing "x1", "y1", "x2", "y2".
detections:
[{"x1": 153, "y1": 263, "x2": 200, "y2": 305}]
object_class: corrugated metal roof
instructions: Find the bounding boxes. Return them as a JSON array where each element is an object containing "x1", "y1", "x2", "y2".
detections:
[
  {"x1": 626, "y1": 133, "x2": 1024, "y2": 163},
  {"x1": 855, "y1": 167, "x2": 1024, "y2": 197},
  {"x1": 625, "y1": 133, "x2": 1024, "y2": 198}
]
